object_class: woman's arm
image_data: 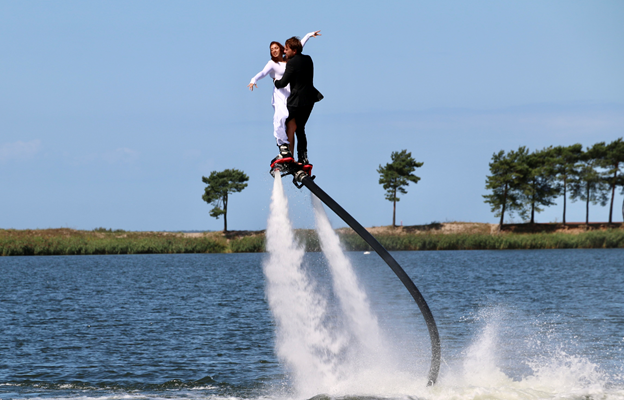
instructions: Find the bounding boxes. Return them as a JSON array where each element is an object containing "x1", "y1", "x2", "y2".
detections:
[
  {"x1": 248, "y1": 61, "x2": 274, "y2": 90},
  {"x1": 301, "y1": 30, "x2": 321, "y2": 48}
]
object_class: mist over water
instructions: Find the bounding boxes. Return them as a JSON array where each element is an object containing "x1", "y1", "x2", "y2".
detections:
[
  {"x1": 437, "y1": 305, "x2": 623, "y2": 400},
  {"x1": 0, "y1": 179, "x2": 622, "y2": 400}
]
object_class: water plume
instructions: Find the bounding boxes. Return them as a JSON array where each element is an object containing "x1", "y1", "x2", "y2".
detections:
[
  {"x1": 311, "y1": 196, "x2": 391, "y2": 364},
  {"x1": 263, "y1": 174, "x2": 347, "y2": 396},
  {"x1": 265, "y1": 184, "x2": 426, "y2": 397}
]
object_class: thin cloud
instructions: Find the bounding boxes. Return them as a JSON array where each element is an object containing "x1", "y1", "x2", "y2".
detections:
[
  {"x1": 0, "y1": 140, "x2": 42, "y2": 163},
  {"x1": 102, "y1": 147, "x2": 140, "y2": 164}
]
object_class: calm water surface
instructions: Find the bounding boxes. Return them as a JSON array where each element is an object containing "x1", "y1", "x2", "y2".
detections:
[{"x1": 1, "y1": 249, "x2": 623, "y2": 400}]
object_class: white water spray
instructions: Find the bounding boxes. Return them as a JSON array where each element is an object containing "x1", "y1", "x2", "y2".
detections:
[
  {"x1": 437, "y1": 307, "x2": 617, "y2": 400},
  {"x1": 263, "y1": 174, "x2": 347, "y2": 396},
  {"x1": 311, "y1": 195, "x2": 390, "y2": 366},
  {"x1": 263, "y1": 177, "x2": 618, "y2": 399},
  {"x1": 264, "y1": 177, "x2": 428, "y2": 397},
  {"x1": 309, "y1": 195, "x2": 427, "y2": 394}
]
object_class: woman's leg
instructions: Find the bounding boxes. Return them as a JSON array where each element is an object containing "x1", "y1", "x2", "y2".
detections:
[
  {"x1": 286, "y1": 118, "x2": 297, "y2": 156},
  {"x1": 273, "y1": 103, "x2": 289, "y2": 146}
]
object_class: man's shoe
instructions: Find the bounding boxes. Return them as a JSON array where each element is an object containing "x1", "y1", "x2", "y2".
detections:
[{"x1": 298, "y1": 152, "x2": 310, "y2": 165}]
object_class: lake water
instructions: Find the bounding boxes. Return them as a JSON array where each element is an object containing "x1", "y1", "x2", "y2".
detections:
[{"x1": 1, "y1": 249, "x2": 623, "y2": 400}]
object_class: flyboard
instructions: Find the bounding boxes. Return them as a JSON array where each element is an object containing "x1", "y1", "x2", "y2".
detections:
[{"x1": 270, "y1": 158, "x2": 442, "y2": 386}]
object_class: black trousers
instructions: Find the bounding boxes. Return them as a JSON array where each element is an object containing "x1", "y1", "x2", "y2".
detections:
[{"x1": 286, "y1": 104, "x2": 315, "y2": 158}]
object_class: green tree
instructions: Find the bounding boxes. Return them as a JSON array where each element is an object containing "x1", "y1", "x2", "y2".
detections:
[
  {"x1": 519, "y1": 147, "x2": 560, "y2": 224},
  {"x1": 377, "y1": 149, "x2": 423, "y2": 227},
  {"x1": 599, "y1": 138, "x2": 624, "y2": 224},
  {"x1": 551, "y1": 144, "x2": 583, "y2": 224},
  {"x1": 569, "y1": 145, "x2": 608, "y2": 225},
  {"x1": 483, "y1": 147, "x2": 529, "y2": 228},
  {"x1": 202, "y1": 169, "x2": 249, "y2": 232},
  {"x1": 621, "y1": 183, "x2": 624, "y2": 223}
]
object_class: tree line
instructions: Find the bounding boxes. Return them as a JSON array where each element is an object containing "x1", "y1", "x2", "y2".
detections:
[{"x1": 484, "y1": 138, "x2": 624, "y2": 226}]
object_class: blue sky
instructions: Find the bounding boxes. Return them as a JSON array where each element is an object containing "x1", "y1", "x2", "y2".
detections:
[{"x1": 1, "y1": 1, "x2": 623, "y2": 231}]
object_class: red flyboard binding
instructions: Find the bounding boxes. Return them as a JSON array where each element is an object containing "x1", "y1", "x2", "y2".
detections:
[
  {"x1": 302, "y1": 164, "x2": 313, "y2": 176},
  {"x1": 270, "y1": 157, "x2": 315, "y2": 188},
  {"x1": 269, "y1": 156, "x2": 294, "y2": 171}
]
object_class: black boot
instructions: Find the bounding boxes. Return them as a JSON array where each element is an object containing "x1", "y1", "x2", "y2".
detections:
[{"x1": 298, "y1": 152, "x2": 310, "y2": 165}]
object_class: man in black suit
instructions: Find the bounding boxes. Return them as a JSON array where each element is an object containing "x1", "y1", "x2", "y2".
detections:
[{"x1": 274, "y1": 36, "x2": 323, "y2": 166}]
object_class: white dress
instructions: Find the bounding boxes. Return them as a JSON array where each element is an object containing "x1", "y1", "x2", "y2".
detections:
[{"x1": 249, "y1": 32, "x2": 314, "y2": 145}]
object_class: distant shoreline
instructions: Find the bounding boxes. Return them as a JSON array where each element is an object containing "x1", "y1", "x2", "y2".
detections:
[{"x1": 1, "y1": 222, "x2": 623, "y2": 256}]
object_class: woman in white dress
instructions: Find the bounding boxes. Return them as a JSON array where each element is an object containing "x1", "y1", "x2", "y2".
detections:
[{"x1": 248, "y1": 31, "x2": 321, "y2": 159}]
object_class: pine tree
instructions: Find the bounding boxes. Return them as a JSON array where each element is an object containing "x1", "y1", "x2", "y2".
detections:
[
  {"x1": 202, "y1": 169, "x2": 249, "y2": 232},
  {"x1": 519, "y1": 147, "x2": 560, "y2": 224},
  {"x1": 551, "y1": 144, "x2": 583, "y2": 224},
  {"x1": 483, "y1": 147, "x2": 529, "y2": 228},
  {"x1": 377, "y1": 150, "x2": 423, "y2": 227},
  {"x1": 569, "y1": 145, "x2": 608, "y2": 225},
  {"x1": 600, "y1": 138, "x2": 624, "y2": 224}
]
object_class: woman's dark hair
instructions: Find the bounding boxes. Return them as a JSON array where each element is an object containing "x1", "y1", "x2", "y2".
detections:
[{"x1": 270, "y1": 41, "x2": 285, "y2": 63}]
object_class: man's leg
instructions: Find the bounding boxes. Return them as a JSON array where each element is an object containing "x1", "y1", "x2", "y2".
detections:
[{"x1": 294, "y1": 104, "x2": 314, "y2": 163}]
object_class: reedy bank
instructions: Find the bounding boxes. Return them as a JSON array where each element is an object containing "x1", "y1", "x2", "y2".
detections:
[{"x1": 1, "y1": 228, "x2": 623, "y2": 256}]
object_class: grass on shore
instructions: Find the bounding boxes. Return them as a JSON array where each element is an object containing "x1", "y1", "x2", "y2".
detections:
[
  {"x1": 0, "y1": 229, "x2": 227, "y2": 256},
  {"x1": 337, "y1": 229, "x2": 624, "y2": 251},
  {"x1": 1, "y1": 227, "x2": 623, "y2": 256}
]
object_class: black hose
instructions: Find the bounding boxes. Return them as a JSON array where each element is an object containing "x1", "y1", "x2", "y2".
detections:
[{"x1": 300, "y1": 175, "x2": 441, "y2": 386}]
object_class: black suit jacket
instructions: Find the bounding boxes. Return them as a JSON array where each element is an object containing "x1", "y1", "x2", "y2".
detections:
[{"x1": 274, "y1": 53, "x2": 323, "y2": 108}]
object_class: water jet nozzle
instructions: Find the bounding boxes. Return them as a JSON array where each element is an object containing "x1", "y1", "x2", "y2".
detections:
[{"x1": 269, "y1": 159, "x2": 314, "y2": 188}]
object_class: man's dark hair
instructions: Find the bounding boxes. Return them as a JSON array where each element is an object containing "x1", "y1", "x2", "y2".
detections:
[{"x1": 284, "y1": 36, "x2": 302, "y2": 54}]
